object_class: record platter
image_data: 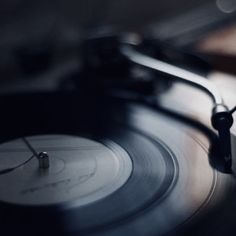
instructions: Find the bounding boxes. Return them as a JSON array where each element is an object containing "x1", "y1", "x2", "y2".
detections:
[{"x1": 0, "y1": 34, "x2": 236, "y2": 236}]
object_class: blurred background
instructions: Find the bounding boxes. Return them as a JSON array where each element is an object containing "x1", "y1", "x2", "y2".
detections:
[{"x1": 0, "y1": 0, "x2": 236, "y2": 93}]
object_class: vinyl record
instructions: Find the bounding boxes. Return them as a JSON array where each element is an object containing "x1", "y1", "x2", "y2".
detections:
[{"x1": 0, "y1": 93, "x2": 235, "y2": 236}]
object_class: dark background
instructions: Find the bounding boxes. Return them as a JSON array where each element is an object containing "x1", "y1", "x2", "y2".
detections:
[
  {"x1": 0, "y1": 0, "x2": 236, "y2": 92},
  {"x1": 1, "y1": 0, "x2": 236, "y2": 48}
]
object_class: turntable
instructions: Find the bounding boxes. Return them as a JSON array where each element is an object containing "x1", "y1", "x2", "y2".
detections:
[{"x1": 0, "y1": 33, "x2": 236, "y2": 236}]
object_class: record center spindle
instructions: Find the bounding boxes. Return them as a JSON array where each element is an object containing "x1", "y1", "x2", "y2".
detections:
[{"x1": 38, "y1": 152, "x2": 50, "y2": 169}]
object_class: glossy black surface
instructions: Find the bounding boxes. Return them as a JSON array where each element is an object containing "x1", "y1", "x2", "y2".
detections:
[{"x1": 0, "y1": 92, "x2": 235, "y2": 235}]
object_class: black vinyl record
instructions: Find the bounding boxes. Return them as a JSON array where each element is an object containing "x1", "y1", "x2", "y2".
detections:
[{"x1": 0, "y1": 92, "x2": 235, "y2": 236}]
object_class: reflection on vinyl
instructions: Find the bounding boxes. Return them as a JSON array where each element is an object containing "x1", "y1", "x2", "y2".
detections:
[{"x1": 0, "y1": 93, "x2": 235, "y2": 236}]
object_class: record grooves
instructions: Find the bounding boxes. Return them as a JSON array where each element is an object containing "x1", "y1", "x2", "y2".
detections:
[{"x1": 0, "y1": 92, "x2": 227, "y2": 236}]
